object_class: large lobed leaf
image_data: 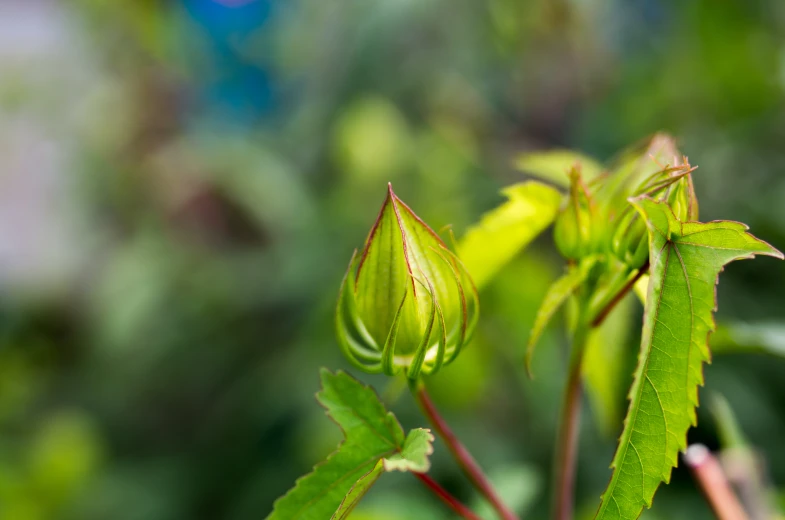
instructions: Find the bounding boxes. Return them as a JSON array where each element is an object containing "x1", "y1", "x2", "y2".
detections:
[
  {"x1": 594, "y1": 198, "x2": 783, "y2": 520},
  {"x1": 458, "y1": 181, "x2": 561, "y2": 289},
  {"x1": 267, "y1": 370, "x2": 434, "y2": 520}
]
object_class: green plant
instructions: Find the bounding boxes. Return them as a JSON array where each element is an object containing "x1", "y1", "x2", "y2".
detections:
[{"x1": 267, "y1": 134, "x2": 783, "y2": 520}]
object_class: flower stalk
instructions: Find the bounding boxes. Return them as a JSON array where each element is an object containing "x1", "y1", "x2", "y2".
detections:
[
  {"x1": 411, "y1": 381, "x2": 519, "y2": 520},
  {"x1": 414, "y1": 473, "x2": 484, "y2": 520},
  {"x1": 552, "y1": 320, "x2": 589, "y2": 520}
]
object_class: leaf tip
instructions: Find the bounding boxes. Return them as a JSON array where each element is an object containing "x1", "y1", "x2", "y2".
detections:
[
  {"x1": 524, "y1": 342, "x2": 536, "y2": 379},
  {"x1": 319, "y1": 367, "x2": 335, "y2": 386},
  {"x1": 764, "y1": 243, "x2": 784, "y2": 260}
]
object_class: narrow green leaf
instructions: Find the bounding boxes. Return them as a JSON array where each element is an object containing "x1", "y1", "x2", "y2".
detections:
[
  {"x1": 595, "y1": 198, "x2": 783, "y2": 520},
  {"x1": 526, "y1": 259, "x2": 594, "y2": 374},
  {"x1": 515, "y1": 150, "x2": 604, "y2": 186},
  {"x1": 710, "y1": 394, "x2": 748, "y2": 450},
  {"x1": 268, "y1": 370, "x2": 434, "y2": 520},
  {"x1": 331, "y1": 461, "x2": 385, "y2": 520},
  {"x1": 708, "y1": 395, "x2": 781, "y2": 519},
  {"x1": 711, "y1": 321, "x2": 785, "y2": 358},
  {"x1": 458, "y1": 181, "x2": 562, "y2": 289}
]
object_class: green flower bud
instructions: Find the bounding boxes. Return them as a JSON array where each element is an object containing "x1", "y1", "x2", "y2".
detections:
[
  {"x1": 611, "y1": 162, "x2": 698, "y2": 269},
  {"x1": 554, "y1": 168, "x2": 596, "y2": 260},
  {"x1": 666, "y1": 168, "x2": 699, "y2": 222},
  {"x1": 336, "y1": 184, "x2": 479, "y2": 379},
  {"x1": 611, "y1": 207, "x2": 649, "y2": 269}
]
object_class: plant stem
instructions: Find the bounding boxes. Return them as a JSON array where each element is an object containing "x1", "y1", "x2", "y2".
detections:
[
  {"x1": 590, "y1": 262, "x2": 648, "y2": 327},
  {"x1": 552, "y1": 323, "x2": 589, "y2": 520},
  {"x1": 411, "y1": 382, "x2": 519, "y2": 520},
  {"x1": 551, "y1": 262, "x2": 648, "y2": 520},
  {"x1": 685, "y1": 444, "x2": 750, "y2": 520},
  {"x1": 414, "y1": 472, "x2": 484, "y2": 520}
]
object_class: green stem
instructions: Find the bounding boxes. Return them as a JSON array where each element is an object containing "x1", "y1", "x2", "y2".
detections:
[
  {"x1": 414, "y1": 472, "x2": 484, "y2": 520},
  {"x1": 411, "y1": 382, "x2": 519, "y2": 520},
  {"x1": 552, "y1": 322, "x2": 590, "y2": 520}
]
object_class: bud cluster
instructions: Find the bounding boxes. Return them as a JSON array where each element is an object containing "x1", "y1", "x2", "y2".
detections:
[
  {"x1": 611, "y1": 159, "x2": 698, "y2": 269},
  {"x1": 550, "y1": 144, "x2": 699, "y2": 271}
]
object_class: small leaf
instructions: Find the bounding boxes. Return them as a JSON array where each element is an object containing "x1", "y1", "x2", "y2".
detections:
[
  {"x1": 594, "y1": 198, "x2": 783, "y2": 520},
  {"x1": 268, "y1": 370, "x2": 434, "y2": 520},
  {"x1": 515, "y1": 150, "x2": 604, "y2": 186},
  {"x1": 384, "y1": 428, "x2": 435, "y2": 473},
  {"x1": 458, "y1": 181, "x2": 562, "y2": 289},
  {"x1": 526, "y1": 259, "x2": 595, "y2": 374},
  {"x1": 333, "y1": 430, "x2": 435, "y2": 519}
]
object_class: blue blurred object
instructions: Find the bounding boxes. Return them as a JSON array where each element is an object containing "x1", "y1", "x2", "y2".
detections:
[{"x1": 181, "y1": 0, "x2": 277, "y2": 124}]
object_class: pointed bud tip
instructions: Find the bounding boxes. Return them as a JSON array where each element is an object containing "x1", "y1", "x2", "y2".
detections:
[{"x1": 386, "y1": 182, "x2": 402, "y2": 204}]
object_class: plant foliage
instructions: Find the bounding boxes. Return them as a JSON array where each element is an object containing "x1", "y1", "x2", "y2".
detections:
[
  {"x1": 594, "y1": 198, "x2": 783, "y2": 520},
  {"x1": 267, "y1": 370, "x2": 434, "y2": 520}
]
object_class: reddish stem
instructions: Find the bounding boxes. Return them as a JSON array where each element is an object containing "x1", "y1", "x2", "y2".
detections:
[
  {"x1": 591, "y1": 262, "x2": 649, "y2": 327},
  {"x1": 413, "y1": 385, "x2": 519, "y2": 520},
  {"x1": 414, "y1": 472, "x2": 483, "y2": 520},
  {"x1": 552, "y1": 349, "x2": 584, "y2": 520},
  {"x1": 686, "y1": 444, "x2": 750, "y2": 520}
]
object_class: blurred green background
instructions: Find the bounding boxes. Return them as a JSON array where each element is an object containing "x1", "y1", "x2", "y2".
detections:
[{"x1": 1, "y1": 0, "x2": 785, "y2": 519}]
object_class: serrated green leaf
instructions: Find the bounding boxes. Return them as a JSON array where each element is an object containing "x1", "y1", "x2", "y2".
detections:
[
  {"x1": 594, "y1": 198, "x2": 783, "y2": 520},
  {"x1": 268, "y1": 370, "x2": 434, "y2": 520},
  {"x1": 458, "y1": 181, "x2": 561, "y2": 289},
  {"x1": 526, "y1": 259, "x2": 595, "y2": 374},
  {"x1": 515, "y1": 150, "x2": 604, "y2": 186}
]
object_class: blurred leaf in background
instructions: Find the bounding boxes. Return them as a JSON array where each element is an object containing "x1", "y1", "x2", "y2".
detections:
[{"x1": 0, "y1": 0, "x2": 784, "y2": 519}]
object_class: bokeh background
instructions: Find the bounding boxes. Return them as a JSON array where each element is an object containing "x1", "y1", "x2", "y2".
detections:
[{"x1": 2, "y1": 0, "x2": 785, "y2": 519}]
